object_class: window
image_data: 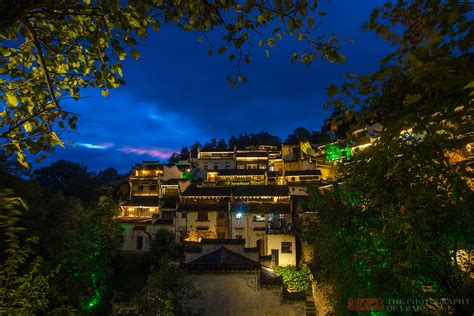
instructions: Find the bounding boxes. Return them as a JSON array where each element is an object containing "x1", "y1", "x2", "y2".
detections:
[
  {"x1": 236, "y1": 235, "x2": 243, "y2": 240},
  {"x1": 217, "y1": 232, "x2": 225, "y2": 239},
  {"x1": 218, "y1": 212, "x2": 226, "y2": 219},
  {"x1": 291, "y1": 177, "x2": 296, "y2": 181},
  {"x1": 181, "y1": 212, "x2": 187, "y2": 218},
  {"x1": 279, "y1": 214, "x2": 285, "y2": 219},
  {"x1": 214, "y1": 163, "x2": 218, "y2": 170},
  {"x1": 150, "y1": 185, "x2": 157, "y2": 191},
  {"x1": 253, "y1": 214, "x2": 265, "y2": 222},
  {"x1": 197, "y1": 212, "x2": 208, "y2": 221},
  {"x1": 138, "y1": 185, "x2": 144, "y2": 191},
  {"x1": 235, "y1": 213, "x2": 243, "y2": 219},
  {"x1": 136, "y1": 236, "x2": 143, "y2": 250},
  {"x1": 281, "y1": 242, "x2": 292, "y2": 253},
  {"x1": 204, "y1": 163, "x2": 208, "y2": 170}
]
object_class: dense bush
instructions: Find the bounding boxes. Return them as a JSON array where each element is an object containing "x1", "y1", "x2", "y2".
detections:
[{"x1": 274, "y1": 265, "x2": 311, "y2": 295}]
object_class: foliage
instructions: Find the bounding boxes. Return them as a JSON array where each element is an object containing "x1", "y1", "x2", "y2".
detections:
[
  {"x1": 58, "y1": 196, "x2": 123, "y2": 312},
  {"x1": 0, "y1": 189, "x2": 50, "y2": 314},
  {"x1": 285, "y1": 127, "x2": 330, "y2": 145},
  {"x1": 0, "y1": 0, "x2": 343, "y2": 168},
  {"x1": 0, "y1": 160, "x2": 125, "y2": 313},
  {"x1": 138, "y1": 259, "x2": 200, "y2": 316},
  {"x1": 324, "y1": 143, "x2": 342, "y2": 162},
  {"x1": 306, "y1": 1, "x2": 474, "y2": 313},
  {"x1": 274, "y1": 265, "x2": 312, "y2": 295},
  {"x1": 149, "y1": 228, "x2": 182, "y2": 264},
  {"x1": 227, "y1": 131, "x2": 281, "y2": 148}
]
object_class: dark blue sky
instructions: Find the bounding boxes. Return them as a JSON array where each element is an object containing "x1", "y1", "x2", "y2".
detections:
[{"x1": 36, "y1": 0, "x2": 392, "y2": 172}]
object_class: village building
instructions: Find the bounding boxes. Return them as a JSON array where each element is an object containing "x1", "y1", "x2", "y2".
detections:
[{"x1": 182, "y1": 239, "x2": 306, "y2": 316}]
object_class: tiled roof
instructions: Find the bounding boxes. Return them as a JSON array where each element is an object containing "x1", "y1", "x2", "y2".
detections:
[
  {"x1": 184, "y1": 246, "x2": 259, "y2": 271},
  {"x1": 181, "y1": 184, "x2": 232, "y2": 197},
  {"x1": 181, "y1": 184, "x2": 289, "y2": 197},
  {"x1": 122, "y1": 197, "x2": 160, "y2": 207},
  {"x1": 231, "y1": 185, "x2": 289, "y2": 197},
  {"x1": 285, "y1": 170, "x2": 322, "y2": 176},
  {"x1": 218, "y1": 169, "x2": 266, "y2": 176}
]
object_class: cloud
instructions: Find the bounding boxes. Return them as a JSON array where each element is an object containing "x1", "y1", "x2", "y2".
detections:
[
  {"x1": 117, "y1": 146, "x2": 178, "y2": 159},
  {"x1": 76, "y1": 142, "x2": 115, "y2": 150}
]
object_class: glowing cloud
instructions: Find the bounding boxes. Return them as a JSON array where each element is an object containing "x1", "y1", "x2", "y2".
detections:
[
  {"x1": 77, "y1": 143, "x2": 115, "y2": 150},
  {"x1": 117, "y1": 146, "x2": 177, "y2": 159}
]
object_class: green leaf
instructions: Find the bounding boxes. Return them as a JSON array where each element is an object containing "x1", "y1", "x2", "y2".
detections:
[
  {"x1": 265, "y1": 50, "x2": 270, "y2": 58},
  {"x1": 50, "y1": 132, "x2": 64, "y2": 147},
  {"x1": 131, "y1": 49, "x2": 140, "y2": 60},
  {"x1": 217, "y1": 47, "x2": 226, "y2": 54},
  {"x1": 101, "y1": 89, "x2": 109, "y2": 97},
  {"x1": 6, "y1": 94, "x2": 19, "y2": 107},
  {"x1": 463, "y1": 81, "x2": 474, "y2": 89},
  {"x1": 267, "y1": 38, "x2": 276, "y2": 48},
  {"x1": 152, "y1": 21, "x2": 161, "y2": 32}
]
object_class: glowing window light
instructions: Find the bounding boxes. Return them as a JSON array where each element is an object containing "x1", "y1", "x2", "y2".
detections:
[{"x1": 236, "y1": 213, "x2": 243, "y2": 219}]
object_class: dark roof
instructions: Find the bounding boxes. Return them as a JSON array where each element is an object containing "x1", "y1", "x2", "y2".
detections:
[
  {"x1": 178, "y1": 203, "x2": 228, "y2": 212},
  {"x1": 231, "y1": 185, "x2": 289, "y2": 197},
  {"x1": 236, "y1": 151, "x2": 268, "y2": 158},
  {"x1": 181, "y1": 184, "x2": 232, "y2": 197},
  {"x1": 184, "y1": 246, "x2": 259, "y2": 271},
  {"x1": 122, "y1": 197, "x2": 160, "y2": 207},
  {"x1": 201, "y1": 238, "x2": 245, "y2": 245},
  {"x1": 232, "y1": 202, "x2": 291, "y2": 213},
  {"x1": 181, "y1": 184, "x2": 289, "y2": 197},
  {"x1": 285, "y1": 170, "x2": 322, "y2": 176},
  {"x1": 161, "y1": 178, "x2": 180, "y2": 185},
  {"x1": 218, "y1": 169, "x2": 265, "y2": 176}
]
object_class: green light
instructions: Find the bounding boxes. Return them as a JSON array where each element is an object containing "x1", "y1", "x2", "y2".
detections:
[
  {"x1": 182, "y1": 170, "x2": 191, "y2": 180},
  {"x1": 325, "y1": 144, "x2": 342, "y2": 162},
  {"x1": 84, "y1": 272, "x2": 102, "y2": 312},
  {"x1": 342, "y1": 144, "x2": 352, "y2": 160}
]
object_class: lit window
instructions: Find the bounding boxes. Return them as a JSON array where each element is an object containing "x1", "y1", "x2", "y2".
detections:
[
  {"x1": 281, "y1": 242, "x2": 292, "y2": 253},
  {"x1": 253, "y1": 214, "x2": 265, "y2": 222},
  {"x1": 235, "y1": 212, "x2": 243, "y2": 219}
]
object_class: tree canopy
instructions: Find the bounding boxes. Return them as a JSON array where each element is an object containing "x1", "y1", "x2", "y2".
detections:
[
  {"x1": 304, "y1": 0, "x2": 474, "y2": 313},
  {"x1": 0, "y1": 0, "x2": 344, "y2": 168}
]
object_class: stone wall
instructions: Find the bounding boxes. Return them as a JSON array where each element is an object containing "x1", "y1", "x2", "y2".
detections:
[{"x1": 187, "y1": 272, "x2": 305, "y2": 316}]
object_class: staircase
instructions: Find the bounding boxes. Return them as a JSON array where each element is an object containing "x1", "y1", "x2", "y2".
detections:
[{"x1": 305, "y1": 296, "x2": 316, "y2": 316}]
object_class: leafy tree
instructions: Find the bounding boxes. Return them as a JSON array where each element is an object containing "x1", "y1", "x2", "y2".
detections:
[
  {"x1": 58, "y1": 196, "x2": 123, "y2": 312},
  {"x1": 216, "y1": 138, "x2": 228, "y2": 150},
  {"x1": 0, "y1": 0, "x2": 343, "y2": 168},
  {"x1": 149, "y1": 228, "x2": 182, "y2": 265},
  {"x1": 202, "y1": 138, "x2": 218, "y2": 150},
  {"x1": 285, "y1": 127, "x2": 312, "y2": 144},
  {"x1": 179, "y1": 146, "x2": 190, "y2": 161},
  {"x1": 306, "y1": 0, "x2": 474, "y2": 313},
  {"x1": 168, "y1": 152, "x2": 180, "y2": 164},
  {"x1": 227, "y1": 131, "x2": 281, "y2": 148},
  {"x1": 138, "y1": 259, "x2": 200, "y2": 316},
  {"x1": 0, "y1": 190, "x2": 50, "y2": 314},
  {"x1": 274, "y1": 265, "x2": 312, "y2": 295}
]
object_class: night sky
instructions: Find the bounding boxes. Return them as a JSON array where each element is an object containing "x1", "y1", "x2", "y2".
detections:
[{"x1": 37, "y1": 1, "x2": 392, "y2": 172}]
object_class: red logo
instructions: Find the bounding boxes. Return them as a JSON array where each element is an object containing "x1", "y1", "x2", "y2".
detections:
[{"x1": 348, "y1": 298, "x2": 384, "y2": 311}]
